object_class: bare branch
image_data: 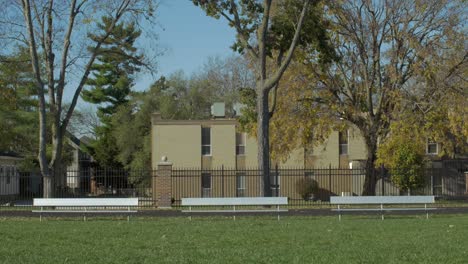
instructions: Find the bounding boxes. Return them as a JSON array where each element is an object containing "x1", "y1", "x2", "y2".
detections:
[
  {"x1": 57, "y1": 0, "x2": 81, "y2": 116},
  {"x1": 258, "y1": 0, "x2": 272, "y2": 81},
  {"x1": 264, "y1": 0, "x2": 310, "y2": 91}
]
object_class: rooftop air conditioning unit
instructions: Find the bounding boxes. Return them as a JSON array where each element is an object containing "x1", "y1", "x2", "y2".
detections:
[{"x1": 211, "y1": 102, "x2": 225, "y2": 118}]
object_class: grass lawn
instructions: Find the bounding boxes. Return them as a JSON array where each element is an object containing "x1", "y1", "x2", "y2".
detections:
[{"x1": 0, "y1": 215, "x2": 467, "y2": 264}]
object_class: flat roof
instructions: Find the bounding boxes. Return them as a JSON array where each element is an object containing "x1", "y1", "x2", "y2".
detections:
[{"x1": 152, "y1": 114, "x2": 238, "y2": 126}]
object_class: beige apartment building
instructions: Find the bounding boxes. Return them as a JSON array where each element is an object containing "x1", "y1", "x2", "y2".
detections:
[
  {"x1": 151, "y1": 113, "x2": 372, "y2": 201},
  {"x1": 151, "y1": 113, "x2": 369, "y2": 170}
]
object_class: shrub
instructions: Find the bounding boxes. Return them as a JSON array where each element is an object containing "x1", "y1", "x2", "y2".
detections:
[
  {"x1": 295, "y1": 177, "x2": 318, "y2": 200},
  {"x1": 390, "y1": 144, "x2": 426, "y2": 195}
]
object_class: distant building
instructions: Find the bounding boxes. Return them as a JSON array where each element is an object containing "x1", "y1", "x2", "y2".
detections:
[
  {"x1": 64, "y1": 134, "x2": 94, "y2": 191},
  {"x1": 0, "y1": 152, "x2": 22, "y2": 198}
]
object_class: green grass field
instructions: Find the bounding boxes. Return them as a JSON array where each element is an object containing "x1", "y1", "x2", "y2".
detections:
[{"x1": 1, "y1": 215, "x2": 467, "y2": 264}]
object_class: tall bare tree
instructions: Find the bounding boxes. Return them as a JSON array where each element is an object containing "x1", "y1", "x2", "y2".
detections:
[
  {"x1": 302, "y1": 0, "x2": 465, "y2": 194},
  {"x1": 191, "y1": 55, "x2": 255, "y2": 116},
  {"x1": 2, "y1": 0, "x2": 157, "y2": 197},
  {"x1": 193, "y1": 0, "x2": 319, "y2": 196}
]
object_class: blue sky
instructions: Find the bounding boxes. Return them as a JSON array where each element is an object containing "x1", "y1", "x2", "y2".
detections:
[
  {"x1": 74, "y1": 0, "x2": 238, "y2": 107},
  {"x1": 133, "y1": 0, "x2": 238, "y2": 91}
]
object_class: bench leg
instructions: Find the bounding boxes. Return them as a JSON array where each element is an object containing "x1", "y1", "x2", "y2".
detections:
[
  {"x1": 233, "y1": 205, "x2": 236, "y2": 221},
  {"x1": 338, "y1": 205, "x2": 341, "y2": 221},
  {"x1": 381, "y1": 204, "x2": 384, "y2": 220},
  {"x1": 277, "y1": 205, "x2": 280, "y2": 221},
  {"x1": 425, "y1": 204, "x2": 428, "y2": 219}
]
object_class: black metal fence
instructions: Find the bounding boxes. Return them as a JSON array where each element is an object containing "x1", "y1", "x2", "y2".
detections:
[
  {"x1": 171, "y1": 166, "x2": 467, "y2": 206},
  {"x1": 0, "y1": 168, "x2": 154, "y2": 208},
  {"x1": 0, "y1": 165, "x2": 467, "y2": 209}
]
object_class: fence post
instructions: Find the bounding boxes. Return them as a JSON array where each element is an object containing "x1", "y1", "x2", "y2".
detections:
[
  {"x1": 329, "y1": 163, "x2": 332, "y2": 193},
  {"x1": 275, "y1": 164, "x2": 279, "y2": 197},
  {"x1": 222, "y1": 165, "x2": 225, "y2": 198},
  {"x1": 153, "y1": 156, "x2": 173, "y2": 208},
  {"x1": 431, "y1": 167, "x2": 434, "y2": 195},
  {"x1": 381, "y1": 164, "x2": 385, "y2": 196},
  {"x1": 465, "y1": 171, "x2": 468, "y2": 195}
]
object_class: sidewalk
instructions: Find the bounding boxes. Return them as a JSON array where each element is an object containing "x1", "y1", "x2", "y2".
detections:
[{"x1": 2, "y1": 207, "x2": 468, "y2": 218}]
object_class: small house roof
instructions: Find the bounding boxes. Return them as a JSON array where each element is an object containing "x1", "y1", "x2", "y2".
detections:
[{"x1": 0, "y1": 151, "x2": 23, "y2": 160}]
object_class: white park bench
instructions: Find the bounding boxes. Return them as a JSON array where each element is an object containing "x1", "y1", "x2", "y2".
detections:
[
  {"x1": 33, "y1": 198, "x2": 139, "y2": 221},
  {"x1": 330, "y1": 195, "x2": 436, "y2": 220},
  {"x1": 181, "y1": 197, "x2": 288, "y2": 220}
]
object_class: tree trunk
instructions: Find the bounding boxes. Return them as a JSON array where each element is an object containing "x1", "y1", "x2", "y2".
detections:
[
  {"x1": 362, "y1": 136, "x2": 378, "y2": 195},
  {"x1": 257, "y1": 88, "x2": 272, "y2": 197},
  {"x1": 38, "y1": 100, "x2": 53, "y2": 198},
  {"x1": 21, "y1": 0, "x2": 52, "y2": 198},
  {"x1": 51, "y1": 127, "x2": 65, "y2": 189}
]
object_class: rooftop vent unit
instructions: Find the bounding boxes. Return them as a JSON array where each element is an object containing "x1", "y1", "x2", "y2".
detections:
[{"x1": 211, "y1": 102, "x2": 225, "y2": 118}]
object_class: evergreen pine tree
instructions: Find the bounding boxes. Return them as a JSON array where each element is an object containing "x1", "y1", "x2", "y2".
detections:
[{"x1": 81, "y1": 17, "x2": 143, "y2": 167}]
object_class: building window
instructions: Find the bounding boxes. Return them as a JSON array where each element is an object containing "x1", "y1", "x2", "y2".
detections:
[
  {"x1": 201, "y1": 172, "x2": 211, "y2": 197},
  {"x1": 427, "y1": 139, "x2": 438, "y2": 155},
  {"x1": 270, "y1": 171, "x2": 280, "y2": 197},
  {"x1": 236, "y1": 132, "x2": 246, "y2": 155},
  {"x1": 201, "y1": 127, "x2": 211, "y2": 156},
  {"x1": 339, "y1": 130, "x2": 348, "y2": 155},
  {"x1": 236, "y1": 172, "x2": 246, "y2": 197}
]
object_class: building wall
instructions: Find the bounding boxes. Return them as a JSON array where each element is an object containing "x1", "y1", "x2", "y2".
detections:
[
  {"x1": 246, "y1": 136, "x2": 304, "y2": 168},
  {"x1": 153, "y1": 124, "x2": 202, "y2": 168},
  {"x1": 211, "y1": 124, "x2": 236, "y2": 168},
  {"x1": 245, "y1": 135, "x2": 258, "y2": 168},
  {"x1": 348, "y1": 127, "x2": 368, "y2": 162},
  {"x1": 307, "y1": 131, "x2": 340, "y2": 168},
  {"x1": 152, "y1": 121, "x2": 369, "y2": 169},
  {"x1": 304, "y1": 127, "x2": 369, "y2": 168}
]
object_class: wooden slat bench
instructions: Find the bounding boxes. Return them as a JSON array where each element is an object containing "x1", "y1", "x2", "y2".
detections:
[
  {"x1": 181, "y1": 197, "x2": 288, "y2": 220},
  {"x1": 330, "y1": 196, "x2": 436, "y2": 220},
  {"x1": 33, "y1": 198, "x2": 139, "y2": 221}
]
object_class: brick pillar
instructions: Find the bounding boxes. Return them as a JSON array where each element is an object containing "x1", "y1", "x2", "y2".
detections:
[{"x1": 153, "y1": 157, "x2": 172, "y2": 208}]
